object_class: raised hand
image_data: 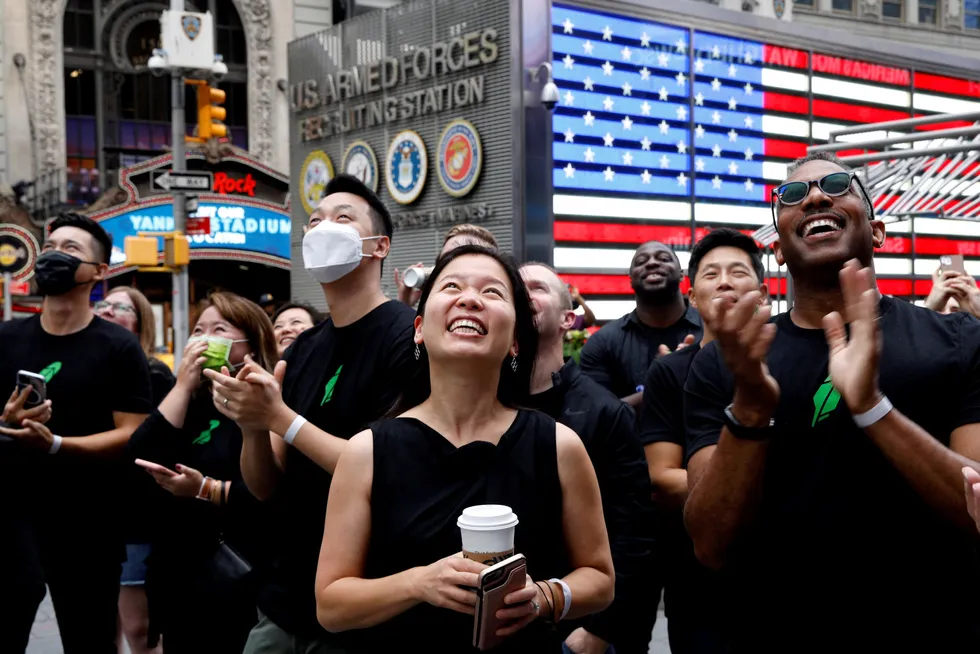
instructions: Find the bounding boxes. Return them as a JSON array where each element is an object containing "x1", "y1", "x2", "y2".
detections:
[
  {"x1": 708, "y1": 291, "x2": 779, "y2": 424},
  {"x1": 963, "y1": 467, "x2": 980, "y2": 534},
  {"x1": 823, "y1": 259, "x2": 882, "y2": 414},
  {"x1": 175, "y1": 338, "x2": 209, "y2": 392},
  {"x1": 948, "y1": 275, "x2": 980, "y2": 319},
  {"x1": 924, "y1": 268, "x2": 963, "y2": 312}
]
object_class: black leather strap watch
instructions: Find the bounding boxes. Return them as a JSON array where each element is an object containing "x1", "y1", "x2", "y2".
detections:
[{"x1": 723, "y1": 403, "x2": 775, "y2": 440}]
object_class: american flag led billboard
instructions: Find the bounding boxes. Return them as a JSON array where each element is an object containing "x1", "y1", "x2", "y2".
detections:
[{"x1": 551, "y1": 3, "x2": 980, "y2": 321}]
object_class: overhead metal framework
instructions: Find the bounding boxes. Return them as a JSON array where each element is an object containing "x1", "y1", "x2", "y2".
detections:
[{"x1": 752, "y1": 111, "x2": 980, "y2": 246}]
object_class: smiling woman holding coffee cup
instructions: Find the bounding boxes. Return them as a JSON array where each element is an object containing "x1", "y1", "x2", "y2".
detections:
[{"x1": 315, "y1": 245, "x2": 614, "y2": 652}]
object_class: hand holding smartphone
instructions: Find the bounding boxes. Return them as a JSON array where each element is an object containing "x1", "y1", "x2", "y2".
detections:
[
  {"x1": 472, "y1": 553, "x2": 528, "y2": 651},
  {"x1": 135, "y1": 458, "x2": 179, "y2": 477},
  {"x1": 16, "y1": 371, "x2": 47, "y2": 409},
  {"x1": 940, "y1": 254, "x2": 966, "y2": 275}
]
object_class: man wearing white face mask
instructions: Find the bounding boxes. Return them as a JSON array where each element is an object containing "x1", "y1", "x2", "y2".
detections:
[{"x1": 207, "y1": 174, "x2": 417, "y2": 653}]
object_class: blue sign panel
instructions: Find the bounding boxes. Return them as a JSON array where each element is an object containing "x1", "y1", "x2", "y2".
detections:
[{"x1": 98, "y1": 202, "x2": 291, "y2": 265}]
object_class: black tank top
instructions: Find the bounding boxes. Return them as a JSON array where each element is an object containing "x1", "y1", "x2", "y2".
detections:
[{"x1": 352, "y1": 409, "x2": 568, "y2": 653}]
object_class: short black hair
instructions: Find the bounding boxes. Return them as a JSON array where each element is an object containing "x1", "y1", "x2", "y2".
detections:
[
  {"x1": 271, "y1": 301, "x2": 324, "y2": 325},
  {"x1": 322, "y1": 173, "x2": 393, "y2": 240},
  {"x1": 688, "y1": 228, "x2": 765, "y2": 286},
  {"x1": 48, "y1": 212, "x2": 112, "y2": 264},
  {"x1": 635, "y1": 240, "x2": 680, "y2": 265},
  {"x1": 784, "y1": 151, "x2": 874, "y2": 220}
]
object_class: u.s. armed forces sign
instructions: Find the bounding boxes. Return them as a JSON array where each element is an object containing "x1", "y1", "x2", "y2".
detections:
[{"x1": 291, "y1": 28, "x2": 499, "y2": 141}]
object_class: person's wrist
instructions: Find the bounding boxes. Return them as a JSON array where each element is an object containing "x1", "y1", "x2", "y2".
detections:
[
  {"x1": 848, "y1": 389, "x2": 884, "y2": 415},
  {"x1": 731, "y1": 390, "x2": 776, "y2": 427},
  {"x1": 269, "y1": 404, "x2": 296, "y2": 437}
]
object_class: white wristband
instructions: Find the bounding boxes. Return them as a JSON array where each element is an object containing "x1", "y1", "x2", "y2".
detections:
[
  {"x1": 48, "y1": 434, "x2": 62, "y2": 455},
  {"x1": 852, "y1": 396, "x2": 893, "y2": 428},
  {"x1": 283, "y1": 415, "x2": 307, "y2": 445},
  {"x1": 549, "y1": 578, "x2": 571, "y2": 620}
]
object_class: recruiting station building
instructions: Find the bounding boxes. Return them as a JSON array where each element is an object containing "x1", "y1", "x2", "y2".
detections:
[
  {"x1": 92, "y1": 149, "x2": 291, "y2": 347},
  {"x1": 288, "y1": 0, "x2": 980, "y2": 321}
]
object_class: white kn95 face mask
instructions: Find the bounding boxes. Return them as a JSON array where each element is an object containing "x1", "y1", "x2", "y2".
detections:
[{"x1": 302, "y1": 220, "x2": 380, "y2": 284}]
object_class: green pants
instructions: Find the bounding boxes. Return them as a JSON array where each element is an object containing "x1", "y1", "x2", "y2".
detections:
[{"x1": 243, "y1": 613, "x2": 355, "y2": 654}]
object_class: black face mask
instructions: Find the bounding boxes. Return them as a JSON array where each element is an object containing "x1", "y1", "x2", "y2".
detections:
[{"x1": 34, "y1": 251, "x2": 99, "y2": 296}]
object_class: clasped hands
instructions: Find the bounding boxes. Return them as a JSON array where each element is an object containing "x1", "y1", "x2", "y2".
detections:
[
  {"x1": 712, "y1": 259, "x2": 883, "y2": 426},
  {"x1": 204, "y1": 357, "x2": 289, "y2": 434}
]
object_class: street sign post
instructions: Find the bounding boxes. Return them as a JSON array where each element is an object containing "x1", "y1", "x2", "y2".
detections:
[{"x1": 150, "y1": 169, "x2": 213, "y2": 193}]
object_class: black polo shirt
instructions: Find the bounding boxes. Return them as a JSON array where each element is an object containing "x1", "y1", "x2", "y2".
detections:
[
  {"x1": 580, "y1": 304, "x2": 702, "y2": 399},
  {"x1": 525, "y1": 360, "x2": 656, "y2": 647},
  {"x1": 684, "y1": 297, "x2": 980, "y2": 650}
]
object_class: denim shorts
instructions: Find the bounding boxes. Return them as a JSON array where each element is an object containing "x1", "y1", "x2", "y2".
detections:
[{"x1": 120, "y1": 543, "x2": 152, "y2": 586}]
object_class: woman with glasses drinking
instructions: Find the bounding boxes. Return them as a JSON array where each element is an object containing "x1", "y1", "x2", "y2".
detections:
[{"x1": 95, "y1": 286, "x2": 173, "y2": 654}]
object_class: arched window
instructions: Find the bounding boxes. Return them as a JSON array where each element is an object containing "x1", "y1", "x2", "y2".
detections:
[{"x1": 63, "y1": 0, "x2": 249, "y2": 206}]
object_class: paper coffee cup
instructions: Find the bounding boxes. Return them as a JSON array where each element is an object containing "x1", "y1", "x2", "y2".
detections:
[
  {"x1": 403, "y1": 266, "x2": 433, "y2": 290},
  {"x1": 457, "y1": 504, "x2": 519, "y2": 565}
]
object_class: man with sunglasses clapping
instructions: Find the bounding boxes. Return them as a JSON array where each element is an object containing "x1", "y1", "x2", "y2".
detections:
[{"x1": 682, "y1": 152, "x2": 980, "y2": 651}]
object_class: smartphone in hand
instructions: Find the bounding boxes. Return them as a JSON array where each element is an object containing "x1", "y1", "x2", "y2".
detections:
[
  {"x1": 472, "y1": 553, "x2": 528, "y2": 651},
  {"x1": 940, "y1": 254, "x2": 966, "y2": 275},
  {"x1": 16, "y1": 370, "x2": 47, "y2": 409},
  {"x1": 135, "y1": 459, "x2": 178, "y2": 477}
]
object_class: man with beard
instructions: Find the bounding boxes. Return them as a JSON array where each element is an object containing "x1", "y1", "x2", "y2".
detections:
[
  {"x1": 579, "y1": 241, "x2": 701, "y2": 410},
  {"x1": 521, "y1": 263, "x2": 657, "y2": 654},
  {"x1": 0, "y1": 213, "x2": 151, "y2": 653},
  {"x1": 684, "y1": 152, "x2": 980, "y2": 651}
]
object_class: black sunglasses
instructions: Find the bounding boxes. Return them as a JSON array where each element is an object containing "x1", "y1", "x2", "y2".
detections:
[{"x1": 770, "y1": 171, "x2": 874, "y2": 230}]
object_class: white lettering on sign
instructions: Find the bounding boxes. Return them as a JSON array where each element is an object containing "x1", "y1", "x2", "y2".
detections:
[{"x1": 127, "y1": 211, "x2": 289, "y2": 237}]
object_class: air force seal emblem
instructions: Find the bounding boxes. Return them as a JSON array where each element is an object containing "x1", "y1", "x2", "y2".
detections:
[
  {"x1": 182, "y1": 15, "x2": 202, "y2": 41},
  {"x1": 437, "y1": 119, "x2": 482, "y2": 198},
  {"x1": 386, "y1": 131, "x2": 427, "y2": 205}
]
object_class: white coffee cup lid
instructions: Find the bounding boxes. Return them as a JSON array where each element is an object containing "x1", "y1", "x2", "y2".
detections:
[{"x1": 457, "y1": 504, "x2": 519, "y2": 531}]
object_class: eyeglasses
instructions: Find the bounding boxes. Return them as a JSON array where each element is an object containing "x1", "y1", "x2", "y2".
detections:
[
  {"x1": 94, "y1": 301, "x2": 135, "y2": 314},
  {"x1": 770, "y1": 171, "x2": 874, "y2": 230}
]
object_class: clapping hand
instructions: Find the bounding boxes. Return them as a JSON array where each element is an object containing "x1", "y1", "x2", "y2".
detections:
[
  {"x1": 657, "y1": 334, "x2": 697, "y2": 358},
  {"x1": 205, "y1": 356, "x2": 288, "y2": 432},
  {"x1": 707, "y1": 291, "x2": 779, "y2": 424},
  {"x1": 823, "y1": 259, "x2": 883, "y2": 415}
]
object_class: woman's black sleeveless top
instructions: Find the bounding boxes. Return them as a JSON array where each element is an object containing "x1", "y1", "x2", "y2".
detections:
[{"x1": 348, "y1": 409, "x2": 570, "y2": 653}]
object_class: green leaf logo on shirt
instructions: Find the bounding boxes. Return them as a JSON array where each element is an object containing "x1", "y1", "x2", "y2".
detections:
[
  {"x1": 812, "y1": 375, "x2": 842, "y2": 427},
  {"x1": 321, "y1": 365, "x2": 343, "y2": 406},
  {"x1": 193, "y1": 419, "x2": 220, "y2": 445},
  {"x1": 39, "y1": 362, "x2": 62, "y2": 383}
]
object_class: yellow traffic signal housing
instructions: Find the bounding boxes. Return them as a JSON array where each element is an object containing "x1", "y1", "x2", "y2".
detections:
[
  {"x1": 196, "y1": 83, "x2": 227, "y2": 139},
  {"x1": 124, "y1": 236, "x2": 158, "y2": 267},
  {"x1": 165, "y1": 234, "x2": 190, "y2": 267}
]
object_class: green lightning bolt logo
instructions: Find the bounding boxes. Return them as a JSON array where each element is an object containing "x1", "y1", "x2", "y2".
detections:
[
  {"x1": 321, "y1": 365, "x2": 343, "y2": 406},
  {"x1": 812, "y1": 375, "x2": 842, "y2": 427}
]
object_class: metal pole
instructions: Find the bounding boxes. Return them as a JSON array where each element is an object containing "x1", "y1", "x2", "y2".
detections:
[
  {"x1": 3, "y1": 273, "x2": 12, "y2": 321},
  {"x1": 170, "y1": 6, "x2": 189, "y2": 358}
]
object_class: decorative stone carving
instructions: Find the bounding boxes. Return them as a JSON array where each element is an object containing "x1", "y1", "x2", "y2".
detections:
[
  {"x1": 947, "y1": 0, "x2": 963, "y2": 27},
  {"x1": 28, "y1": 0, "x2": 276, "y2": 177},
  {"x1": 861, "y1": 0, "x2": 881, "y2": 18}
]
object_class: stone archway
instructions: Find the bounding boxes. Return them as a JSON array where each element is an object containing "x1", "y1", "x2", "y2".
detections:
[{"x1": 28, "y1": 0, "x2": 275, "y2": 176}]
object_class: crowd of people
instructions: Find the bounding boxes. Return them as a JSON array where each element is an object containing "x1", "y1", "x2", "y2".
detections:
[{"x1": 2, "y1": 152, "x2": 980, "y2": 654}]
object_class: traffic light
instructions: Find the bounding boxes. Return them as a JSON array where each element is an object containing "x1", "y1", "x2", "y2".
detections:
[{"x1": 196, "y1": 82, "x2": 227, "y2": 139}]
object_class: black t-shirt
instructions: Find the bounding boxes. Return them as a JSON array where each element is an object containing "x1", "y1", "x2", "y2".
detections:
[
  {"x1": 580, "y1": 305, "x2": 701, "y2": 399},
  {"x1": 0, "y1": 315, "x2": 152, "y2": 532},
  {"x1": 356, "y1": 410, "x2": 565, "y2": 653},
  {"x1": 684, "y1": 297, "x2": 980, "y2": 649},
  {"x1": 638, "y1": 342, "x2": 701, "y2": 448},
  {"x1": 525, "y1": 360, "x2": 656, "y2": 645},
  {"x1": 258, "y1": 300, "x2": 417, "y2": 637}
]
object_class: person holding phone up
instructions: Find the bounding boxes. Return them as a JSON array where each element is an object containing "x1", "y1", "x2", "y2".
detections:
[
  {"x1": 127, "y1": 292, "x2": 277, "y2": 654},
  {"x1": 924, "y1": 264, "x2": 980, "y2": 318},
  {"x1": 314, "y1": 246, "x2": 615, "y2": 653}
]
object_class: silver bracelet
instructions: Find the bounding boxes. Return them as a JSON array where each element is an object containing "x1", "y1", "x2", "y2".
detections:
[
  {"x1": 548, "y1": 578, "x2": 571, "y2": 620},
  {"x1": 852, "y1": 396, "x2": 893, "y2": 429}
]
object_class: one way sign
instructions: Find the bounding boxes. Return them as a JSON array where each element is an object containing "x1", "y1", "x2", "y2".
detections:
[{"x1": 150, "y1": 170, "x2": 214, "y2": 193}]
